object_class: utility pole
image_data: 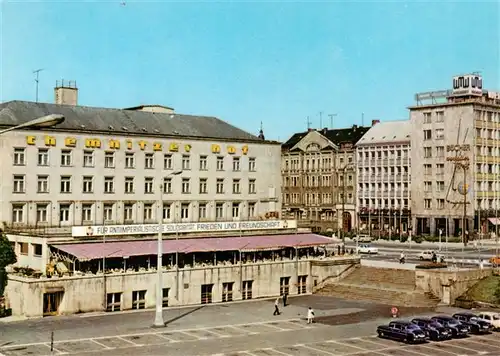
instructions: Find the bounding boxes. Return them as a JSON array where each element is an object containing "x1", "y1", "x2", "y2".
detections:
[
  {"x1": 306, "y1": 116, "x2": 312, "y2": 130},
  {"x1": 33, "y1": 69, "x2": 44, "y2": 102},
  {"x1": 319, "y1": 112, "x2": 323, "y2": 128},
  {"x1": 361, "y1": 112, "x2": 365, "y2": 126}
]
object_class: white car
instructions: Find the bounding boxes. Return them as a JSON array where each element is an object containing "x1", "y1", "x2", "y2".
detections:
[
  {"x1": 477, "y1": 312, "x2": 500, "y2": 330},
  {"x1": 357, "y1": 244, "x2": 378, "y2": 254},
  {"x1": 353, "y1": 235, "x2": 372, "y2": 243},
  {"x1": 418, "y1": 250, "x2": 445, "y2": 262}
]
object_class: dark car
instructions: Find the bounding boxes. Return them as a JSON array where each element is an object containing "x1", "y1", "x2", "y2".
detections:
[
  {"x1": 411, "y1": 317, "x2": 452, "y2": 341},
  {"x1": 453, "y1": 312, "x2": 493, "y2": 334},
  {"x1": 377, "y1": 320, "x2": 428, "y2": 344},
  {"x1": 431, "y1": 315, "x2": 469, "y2": 337}
]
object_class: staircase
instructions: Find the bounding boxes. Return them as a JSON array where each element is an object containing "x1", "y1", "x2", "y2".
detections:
[{"x1": 315, "y1": 266, "x2": 439, "y2": 308}]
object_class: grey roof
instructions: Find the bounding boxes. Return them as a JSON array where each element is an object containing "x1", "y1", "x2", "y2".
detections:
[
  {"x1": 0, "y1": 101, "x2": 266, "y2": 143},
  {"x1": 356, "y1": 120, "x2": 411, "y2": 146}
]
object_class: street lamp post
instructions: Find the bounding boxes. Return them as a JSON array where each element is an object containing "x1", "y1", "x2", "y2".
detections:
[
  {"x1": 153, "y1": 170, "x2": 181, "y2": 328},
  {"x1": 0, "y1": 114, "x2": 65, "y2": 135}
]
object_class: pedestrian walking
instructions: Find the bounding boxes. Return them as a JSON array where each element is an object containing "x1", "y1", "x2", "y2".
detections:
[
  {"x1": 273, "y1": 297, "x2": 280, "y2": 316},
  {"x1": 283, "y1": 292, "x2": 288, "y2": 307},
  {"x1": 307, "y1": 307, "x2": 315, "y2": 324}
]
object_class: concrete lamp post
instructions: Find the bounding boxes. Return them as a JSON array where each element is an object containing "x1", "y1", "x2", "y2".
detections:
[
  {"x1": 0, "y1": 114, "x2": 65, "y2": 135},
  {"x1": 153, "y1": 170, "x2": 182, "y2": 328}
]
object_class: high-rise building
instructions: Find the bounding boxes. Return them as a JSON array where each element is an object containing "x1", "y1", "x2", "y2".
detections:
[{"x1": 410, "y1": 73, "x2": 500, "y2": 238}]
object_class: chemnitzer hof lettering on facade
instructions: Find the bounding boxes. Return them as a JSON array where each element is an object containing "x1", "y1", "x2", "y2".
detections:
[
  {"x1": 72, "y1": 220, "x2": 297, "y2": 237},
  {"x1": 25, "y1": 136, "x2": 249, "y2": 155},
  {"x1": 452, "y1": 74, "x2": 483, "y2": 96}
]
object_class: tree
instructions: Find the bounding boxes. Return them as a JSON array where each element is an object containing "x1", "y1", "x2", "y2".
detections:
[{"x1": 0, "y1": 231, "x2": 16, "y2": 297}]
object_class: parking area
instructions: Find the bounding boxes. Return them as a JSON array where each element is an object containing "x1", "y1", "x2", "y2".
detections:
[
  {"x1": 0, "y1": 318, "x2": 321, "y2": 356},
  {"x1": 229, "y1": 333, "x2": 500, "y2": 356}
]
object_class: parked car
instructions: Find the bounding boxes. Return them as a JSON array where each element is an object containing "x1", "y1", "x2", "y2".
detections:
[
  {"x1": 418, "y1": 250, "x2": 445, "y2": 262},
  {"x1": 357, "y1": 244, "x2": 378, "y2": 254},
  {"x1": 489, "y1": 256, "x2": 500, "y2": 266},
  {"x1": 430, "y1": 316, "x2": 469, "y2": 338},
  {"x1": 411, "y1": 317, "x2": 452, "y2": 341},
  {"x1": 477, "y1": 312, "x2": 500, "y2": 330},
  {"x1": 453, "y1": 312, "x2": 493, "y2": 334},
  {"x1": 377, "y1": 320, "x2": 428, "y2": 344},
  {"x1": 353, "y1": 234, "x2": 372, "y2": 243}
]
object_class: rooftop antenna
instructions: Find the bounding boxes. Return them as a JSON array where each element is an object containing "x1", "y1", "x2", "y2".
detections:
[
  {"x1": 33, "y1": 68, "x2": 44, "y2": 102},
  {"x1": 328, "y1": 114, "x2": 337, "y2": 129},
  {"x1": 306, "y1": 116, "x2": 312, "y2": 130},
  {"x1": 319, "y1": 111, "x2": 323, "y2": 128},
  {"x1": 361, "y1": 112, "x2": 365, "y2": 126}
]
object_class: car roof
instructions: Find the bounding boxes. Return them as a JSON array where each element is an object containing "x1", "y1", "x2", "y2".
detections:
[
  {"x1": 390, "y1": 320, "x2": 411, "y2": 325},
  {"x1": 412, "y1": 317, "x2": 432, "y2": 322},
  {"x1": 433, "y1": 315, "x2": 454, "y2": 320},
  {"x1": 478, "y1": 311, "x2": 498, "y2": 315},
  {"x1": 454, "y1": 312, "x2": 475, "y2": 316}
]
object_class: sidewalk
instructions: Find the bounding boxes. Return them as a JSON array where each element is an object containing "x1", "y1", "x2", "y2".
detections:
[{"x1": 367, "y1": 239, "x2": 500, "y2": 248}]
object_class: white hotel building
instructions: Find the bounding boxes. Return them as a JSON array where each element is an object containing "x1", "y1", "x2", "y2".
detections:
[
  {"x1": 0, "y1": 83, "x2": 282, "y2": 270},
  {"x1": 355, "y1": 120, "x2": 412, "y2": 234}
]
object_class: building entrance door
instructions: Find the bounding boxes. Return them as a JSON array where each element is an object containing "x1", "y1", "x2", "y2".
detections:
[{"x1": 43, "y1": 291, "x2": 64, "y2": 316}]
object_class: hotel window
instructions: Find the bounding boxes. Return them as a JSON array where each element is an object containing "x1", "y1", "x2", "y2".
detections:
[
  {"x1": 424, "y1": 147, "x2": 432, "y2": 158},
  {"x1": 13, "y1": 148, "x2": 25, "y2": 166},
  {"x1": 182, "y1": 155, "x2": 190, "y2": 170},
  {"x1": 436, "y1": 163, "x2": 444, "y2": 175},
  {"x1": 163, "y1": 154, "x2": 173, "y2": 170},
  {"x1": 232, "y1": 157, "x2": 240, "y2": 171},
  {"x1": 199, "y1": 178, "x2": 208, "y2": 194},
  {"x1": 124, "y1": 177, "x2": 134, "y2": 193},
  {"x1": 60, "y1": 175, "x2": 72, "y2": 193},
  {"x1": 12, "y1": 204, "x2": 24, "y2": 223},
  {"x1": 199, "y1": 203, "x2": 207, "y2": 219},
  {"x1": 162, "y1": 288, "x2": 169, "y2": 307},
  {"x1": 144, "y1": 177, "x2": 154, "y2": 194},
  {"x1": 424, "y1": 181, "x2": 432, "y2": 192},
  {"x1": 182, "y1": 178, "x2": 190, "y2": 193},
  {"x1": 249, "y1": 157, "x2": 256, "y2": 172},
  {"x1": 436, "y1": 181, "x2": 445, "y2": 192},
  {"x1": 232, "y1": 179, "x2": 241, "y2": 194},
  {"x1": 104, "y1": 152, "x2": 115, "y2": 168},
  {"x1": 37, "y1": 175, "x2": 49, "y2": 193},
  {"x1": 34, "y1": 244, "x2": 43, "y2": 257},
  {"x1": 83, "y1": 150, "x2": 94, "y2": 167},
  {"x1": 104, "y1": 177, "x2": 115, "y2": 193},
  {"x1": 144, "y1": 153, "x2": 154, "y2": 169},
  {"x1": 125, "y1": 152, "x2": 135, "y2": 168},
  {"x1": 163, "y1": 177, "x2": 172, "y2": 194},
  {"x1": 232, "y1": 202, "x2": 240, "y2": 218},
  {"x1": 436, "y1": 111, "x2": 444, "y2": 122},
  {"x1": 13, "y1": 175, "x2": 25, "y2": 193},
  {"x1": 423, "y1": 130, "x2": 432, "y2": 140},
  {"x1": 424, "y1": 199, "x2": 432, "y2": 209},
  {"x1": 216, "y1": 156, "x2": 224, "y2": 171},
  {"x1": 132, "y1": 290, "x2": 146, "y2": 310},
  {"x1": 180, "y1": 203, "x2": 189, "y2": 219},
  {"x1": 124, "y1": 204, "x2": 133, "y2": 222},
  {"x1": 436, "y1": 146, "x2": 445, "y2": 158},
  {"x1": 215, "y1": 203, "x2": 224, "y2": 219},
  {"x1": 437, "y1": 199, "x2": 445, "y2": 209},
  {"x1": 248, "y1": 179, "x2": 256, "y2": 194},
  {"x1": 216, "y1": 179, "x2": 224, "y2": 194},
  {"x1": 82, "y1": 204, "x2": 93, "y2": 222},
  {"x1": 61, "y1": 150, "x2": 72, "y2": 166},
  {"x1": 143, "y1": 203, "x2": 154, "y2": 221},
  {"x1": 83, "y1": 176, "x2": 93, "y2": 193},
  {"x1": 423, "y1": 112, "x2": 432, "y2": 123},
  {"x1": 424, "y1": 164, "x2": 432, "y2": 175},
  {"x1": 199, "y1": 155, "x2": 208, "y2": 171},
  {"x1": 59, "y1": 204, "x2": 70, "y2": 222},
  {"x1": 36, "y1": 204, "x2": 48, "y2": 223},
  {"x1": 248, "y1": 202, "x2": 256, "y2": 217},
  {"x1": 103, "y1": 204, "x2": 113, "y2": 221},
  {"x1": 38, "y1": 148, "x2": 49, "y2": 166},
  {"x1": 162, "y1": 203, "x2": 171, "y2": 220}
]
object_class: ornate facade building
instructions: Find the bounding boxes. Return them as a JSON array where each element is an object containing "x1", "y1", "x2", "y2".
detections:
[{"x1": 281, "y1": 124, "x2": 371, "y2": 233}]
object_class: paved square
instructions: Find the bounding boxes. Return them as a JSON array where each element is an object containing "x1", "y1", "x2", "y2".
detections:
[
  {"x1": 53, "y1": 340, "x2": 105, "y2": 353},
  {"x1": 248, "y1": 349, "x2": 285, "y2": 356},
  {"x1": 274, "y1": 345, "x2": 328, "y2": 356},
  {"x1": 158, "y1": 331, "x2": 200, "y2": 342},
  {"x1": 405, "y1": 344, "x2": 460, "y2": 356},
  {"x1": 184, "y1": 329, "x2": 223, "y2": 340},
  {"x1": 92, "y1": 337, "x2": 127, "y2": 349},
  {"x1": 236, "y1": 323, "x2": 280, "y2": 334},
  {"x1": 211, "y1": 326, "x2": 249, "y2": 336},
  {"x1": 120, "y1": 334, "x2": 167, "y2": 346},
  {"x1": 1, "y1": 344, "x2": 51, "y2": 356}
]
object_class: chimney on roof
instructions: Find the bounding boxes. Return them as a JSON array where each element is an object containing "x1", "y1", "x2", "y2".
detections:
[
  {"x1": 322, "y1": 127, "x2": 328, "y2": 135},
  {"x1": 352, "y1": 124, "x2": 358, "y2": 130},
  {"x1": 308, "y1": 128, "x2": 313, "y2": 132},
  {"x1": 55, "y1": 80, "x2": 78, "y2": 106},
  {"x1": 372, "y1": 119, "x2": 380, "y2": 126}
]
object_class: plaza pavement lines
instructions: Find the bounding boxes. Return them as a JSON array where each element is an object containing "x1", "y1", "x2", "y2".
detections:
[{"x1": 0, "y1": 318, "x2": 316, "y2": 354}]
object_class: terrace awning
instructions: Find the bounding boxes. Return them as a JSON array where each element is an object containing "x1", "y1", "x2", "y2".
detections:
[
  {"x1": 50, "y1": 233, "x2": 334, "y2": 261},
  {"x1": 488, "y1": 218, "x2": 500, "y2": 225}
]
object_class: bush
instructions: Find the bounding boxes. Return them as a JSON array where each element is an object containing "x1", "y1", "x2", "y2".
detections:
[
  {"x1": 416, "y1": 262, "x2": 448, "y2": 269},
  {"x1": 412, "y1": 236, "x2": 424, "y2": 244}
]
